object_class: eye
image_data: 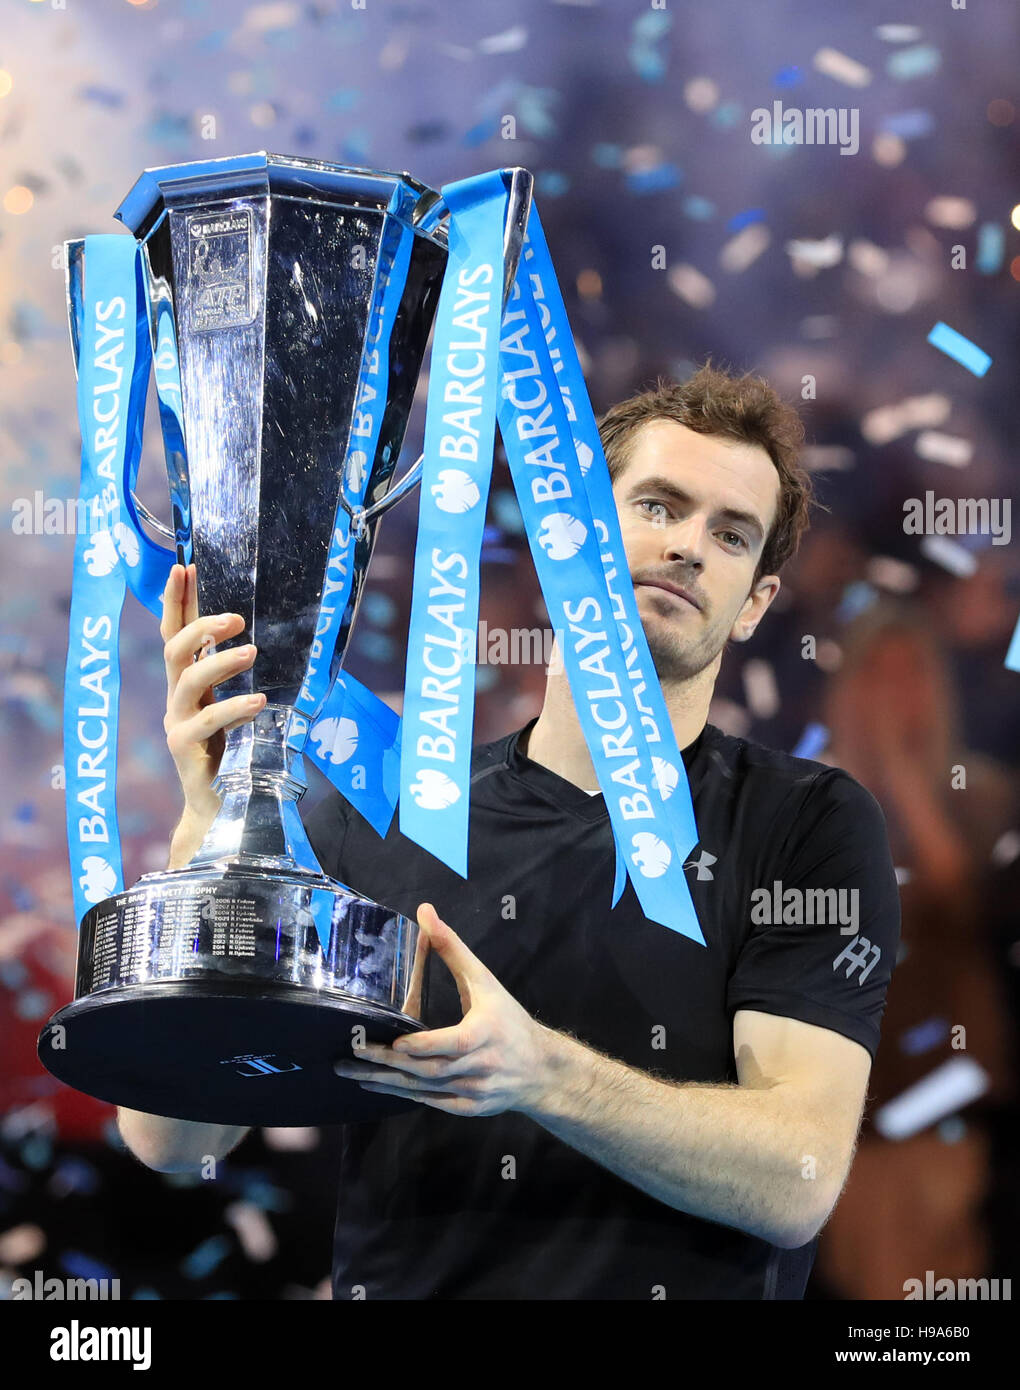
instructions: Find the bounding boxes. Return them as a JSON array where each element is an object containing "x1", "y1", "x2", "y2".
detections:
[
  {"x1": 638, "y1": 498, "x2": 670, "y2": 520},
  {"x1": 719, "y1": 530, "x2": 747, "y2": 549}
]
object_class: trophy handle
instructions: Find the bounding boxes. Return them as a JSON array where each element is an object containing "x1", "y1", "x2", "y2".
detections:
[
  {"x1": 64, "y1": 238, "x2": 176, "y2": 545},
  {"x1": 351, "y1": 166, "x2": 534, "y2": 538}
]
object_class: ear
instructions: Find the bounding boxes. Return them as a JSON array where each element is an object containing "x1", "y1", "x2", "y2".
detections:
[{"x1": 729, "y1": 575, "x2": 781, "y2": 642}]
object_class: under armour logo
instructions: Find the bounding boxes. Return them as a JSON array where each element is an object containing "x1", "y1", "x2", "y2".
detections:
[
  {"x1": 684, "y1": 849, "x2": 717, "y2": 881},
  {"x1": 832, "y1": 935, "x2": 882, "y2": 985}
]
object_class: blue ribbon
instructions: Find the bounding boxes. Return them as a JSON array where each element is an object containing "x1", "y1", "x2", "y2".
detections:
[
  {"x1": 398, "y1": 172, "x2": 508, "y2": 875},
  {"x1": 64, "y1": 235, "x2": 159, "y2": 928}
]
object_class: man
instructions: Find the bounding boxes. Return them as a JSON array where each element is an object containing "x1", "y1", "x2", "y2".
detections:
[{"x1": 120, "y1": 362, "x2": 900, "y2": 1300}]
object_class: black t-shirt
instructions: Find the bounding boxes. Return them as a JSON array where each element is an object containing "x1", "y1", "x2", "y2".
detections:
[{"x1": 300, "y1": 717, "x2": 901, "y2": 1300}]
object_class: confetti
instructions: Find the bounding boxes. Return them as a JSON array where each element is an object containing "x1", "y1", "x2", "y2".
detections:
[
  {"x1": 975, "y1": 223, "x2": 1005, "y2": 275},
  {"x1": 718, "y1": 223, "x2": 770, "y2": 273},
  {"x1": 860, "y1": 393, "x2": 951, "y2": 445},
  {"x1": 477, "y1": 26, "x2": 528, "y2": 56},
  {"x1": 887, "y1": 45, "x2": 942, "y2": 81},
  {"x1": 667, "y1": 264, "x2": 715, "y2": 309},
  {"x1": 879, "y1": 109, "x2": 935, "y2": 139},
  {"x1": 792, "y1": 724, "x2": 829, "y2": 760},
  {"x1": 927, "y1": 321, "x2": 992, "y2": 377},
  {"x1": 914, "y1": 431, "x2": 973, "y2": 467},
  {"x1": 919, "y1": 535, "x2": 979, "y2": 578},
  {"x1": 742, "y1": 660, "x2": 779, "y2": 719},
  {"x1": 874, "y1": 1057, "x2": 989, "y2": 1140},
  {"x1": 812, "y1": 47, "x2": 871, "y2": 88}
]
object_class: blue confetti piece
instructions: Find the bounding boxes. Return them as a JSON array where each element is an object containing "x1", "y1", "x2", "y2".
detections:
[
  {"x1": 19, "y1": 1135, "x2": 52, "y2": 1170},
  {"x1": 236, "y1": 1174, "x2": 292, "y2": 1212},
  {"x1": 15, "y1": 989, "x2": 52, "y2": 1021},
  {"x1": 628, "y1": 43, "x2": 667, "y2": 83},
  {"x1": 326, "y1": 87, "x2": 360, "y2": 112},
  {"x1": 1005, "y1": 612, "x2": 1020, "y2": 673},
  {"x1": 131, "y1": 1287, "x2": 163, "y2": 1300},
  {"x1": 632, "y1": 10, "x2": 672, "y2": 42},
  {"x1": 879, "y1": 109, "x2": 934, "y2": 139},
  {"x1": 491, "y1": 490, "x2": 525, "y2": 536},
  {"x1": 14, "y1": 802, "x2": 37, "y2": 823},
  {"x1": 976, "y1": 223, "x2": 1005, "y2": 275},
  {"x1": 196, "y1": 29, "x2": 229, "y2": 54},
  {"x1": 887, "y1": 44, "x2": 941, "y2": 80},
  {"x1": 709, "y1": 100, "x2": 743, "y2": 131},
  {"x1": 145, "y1": 112, "x2": 192, "y2": 147},
  {"x1": 773, "y1": 65, "x2": 802, "y2": 88},
  {"x1": 927, "y1": 321, "x2": 992, "y2": 377},
  {"x1": 901, "y1": 1017, "x2": 949, "y2": 1055},
  {"x1": 204, "y1": 1290, "x2": 240, "y2": 1299},
  {"x1": 518, "y1": 87, "x2": 559, "y2": 138},
  {"x1": 836, "y1": 580, "x2": 879, "y2": 623},
  {"x1": 535, "y1": 170, "x2": 570, "y2": 197},
  {"x1": 792, "y1": 723, "x2": 829, "y2": 760},
  {"x1": 49, "y1": 1158, "x2": 100, "y2": 1197},
  {"x1": 360, "y1": 591, "x2": 397, "y2": 627},
  {"x1": 181, "y1": 1235, "x2": 233, "y2": 1280},
  {"x1": 683, "y1": 195, "x2": 716, "y2": 220},
  {"x1": 475, "y1": 664, "x2": 499, "y2": 692},
  {"x1": 60, "y1": 1251, "x2": 113, "y2": 1282},
  {"x1": 76, "y1": 86, "x2": 125, "y2": 109},
  {"x1": 591, "y1": 143, "x2": 623, "y2": 168},
  {"x1": 0, "y1": 960, "x2": 28, "y2": 989},
  {"x1": 462, "y1": 117, "x2": 498, "y2": 148},
  {"x1": 625, "y1": 163, "x2": 682, "y2": 195},
  {"x1": 354, "y1": 631, "x2": 396, "y2": 663},
  {"x1": 727, "y1": 207, "x2": 766, "y2": 232}
]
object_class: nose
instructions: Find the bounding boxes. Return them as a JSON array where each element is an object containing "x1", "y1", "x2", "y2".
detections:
[{"x1": 662, "y1": 515, "x2": 706, "y2": 570}]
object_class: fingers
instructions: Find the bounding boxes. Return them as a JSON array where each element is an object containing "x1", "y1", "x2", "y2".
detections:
[
  {"x1": 168, "y1": 642, "x2": 259, "y2": 723},
  {"x1": 164, "y1": 610, "x2": 247, "y2": 692},
  {"x1": 165, "y1": 691, "x2": 267, "y2": 759}
]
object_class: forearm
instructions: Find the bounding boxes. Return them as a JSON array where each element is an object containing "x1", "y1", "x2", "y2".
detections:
[
  {"x1": 117, "y1": 1108, "x2": 250, "y2": 1173},
  {"x1": 521, "y1": 1028, "x2": 833, "y2": 1249}
]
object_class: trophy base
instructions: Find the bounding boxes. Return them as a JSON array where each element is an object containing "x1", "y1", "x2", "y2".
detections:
[{"x1": 39, "y1": 979, "x2": 428, "y2": 1127}]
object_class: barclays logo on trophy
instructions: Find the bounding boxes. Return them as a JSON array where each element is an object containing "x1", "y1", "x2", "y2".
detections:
[{"x1": 37, "y1": 153, "x2": 536, "y2": 1127}]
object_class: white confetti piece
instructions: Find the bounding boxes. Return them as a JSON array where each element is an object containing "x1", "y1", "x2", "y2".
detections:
[
  {"x1": 919, "y1": 535, "x2": 979, "y2": 577},
  {"x1": 667, "y1": 263, "x2": 716, "y2": 308},
  {"x1": 848, "y1": 239, "x2": 891, "y2": 277},
  {"x1": 875, "y1": 24, "x2": 922, "y2": 43},
  {"x1": 0, "y1": 1224, "x2": 46, "y2": 1263},
  {"x1": 263, "y1": 1127, "x2": 321, "y2": 1151},
  {"x1": 925, "y1": 196, "x2": 976, "y2": 229},
  {"x1": 785, "y1": 234, "x2": 844, "y2": 270},
  {"x1": 478, "y1": 25, "x2": 528, "y2": 55},
  {"x1": 874, "y1": 1057, "x2": 989, "y2": 1140},
  {"x1": 225, "y1": 1202, "x2": 277, "y2": 1263},
  {"x1": 991, "y1": 830, "x2": 1020, "y2": 867},
  {"x1": 866, "y1": 555, "x2": 920, "y2": 592},
  {"x1": 860, "y1": 393, "x2": 951, "y2": 445},
  {"x1": 718, "y1": 223, "x2": 770, "y2": 273},
  {"x1": 813, "y1": 47, "x2": 872, "y2": 88},
  {"x1": 742, "y1": 659, "x2": 780, "y2": 718},
  {"x1": 914, "y1": 431, "x2": 974, "y2": 467},
  {"x1": 801, "y1": 445, "x2": 855, "y2": 472}
]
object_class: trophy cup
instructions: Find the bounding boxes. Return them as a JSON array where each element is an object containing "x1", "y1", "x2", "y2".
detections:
[{"x1": 38, "y1": 153, "x2": 533, "y2": 1126}]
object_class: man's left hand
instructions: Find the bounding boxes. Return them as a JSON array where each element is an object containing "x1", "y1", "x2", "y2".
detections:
[{"x1": 333, "y1": 903, "x2": 554, "y2": 1116}]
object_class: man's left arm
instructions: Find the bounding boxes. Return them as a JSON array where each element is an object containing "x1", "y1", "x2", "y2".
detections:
[{"x1": 336, "y1": 904, "x2": 872, "y2": 1251}]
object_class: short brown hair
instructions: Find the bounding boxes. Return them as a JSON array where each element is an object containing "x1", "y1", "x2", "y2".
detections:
[{"x1": 598, "y1": 361, "x2": 814, "y2": 582}]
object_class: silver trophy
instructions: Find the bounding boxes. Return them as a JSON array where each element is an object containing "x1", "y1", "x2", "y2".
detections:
[{"x1": 38, "y1": 152, "x2": 533, "y2": 1125}]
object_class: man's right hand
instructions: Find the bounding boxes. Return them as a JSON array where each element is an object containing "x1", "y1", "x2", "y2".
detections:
[{"x1": 161, "y1": 562, "x2": 266, "y2": 823}]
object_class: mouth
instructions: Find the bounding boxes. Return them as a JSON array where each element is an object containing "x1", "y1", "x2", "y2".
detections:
[{"x1": 636, "y1": 581, "x2": 702, "y2": 612}]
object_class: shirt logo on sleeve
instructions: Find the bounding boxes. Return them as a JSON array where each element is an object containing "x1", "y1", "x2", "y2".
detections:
[{"x1": 832, "y1": 935, "x2": 882, "y2": 984}]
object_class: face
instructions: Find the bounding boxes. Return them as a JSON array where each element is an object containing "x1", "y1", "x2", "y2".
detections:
[{"x1": 611, "y1": 419, "x2": 783, "y2": 683}]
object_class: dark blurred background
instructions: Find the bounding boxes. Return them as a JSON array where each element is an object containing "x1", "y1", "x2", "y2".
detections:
[{"x1": 1, "y1": 0, "x2": 1018, "y2": 1299}]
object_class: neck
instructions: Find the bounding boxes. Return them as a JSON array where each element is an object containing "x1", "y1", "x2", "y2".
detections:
[{"x1": 521, "y1": 650, "x2": 717, "y2": 788}]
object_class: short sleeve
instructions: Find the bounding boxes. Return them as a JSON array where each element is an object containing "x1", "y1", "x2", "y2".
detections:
[
  {"x1": 726, "y1": 771, "x2": 901, "y2": 1062},
  {"x1": 299, "y1": 786, "x2": 350, "y2": 880}
]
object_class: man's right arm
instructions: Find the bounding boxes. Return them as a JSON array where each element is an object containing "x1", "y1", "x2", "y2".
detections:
[{"x1": 117, "y1": 564, "x2": 262, "y2": 1173}]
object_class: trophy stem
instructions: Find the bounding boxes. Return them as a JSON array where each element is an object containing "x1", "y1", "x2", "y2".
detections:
[{"x1": 188, "y1": 702, "x2": 325, "y2": 875}]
